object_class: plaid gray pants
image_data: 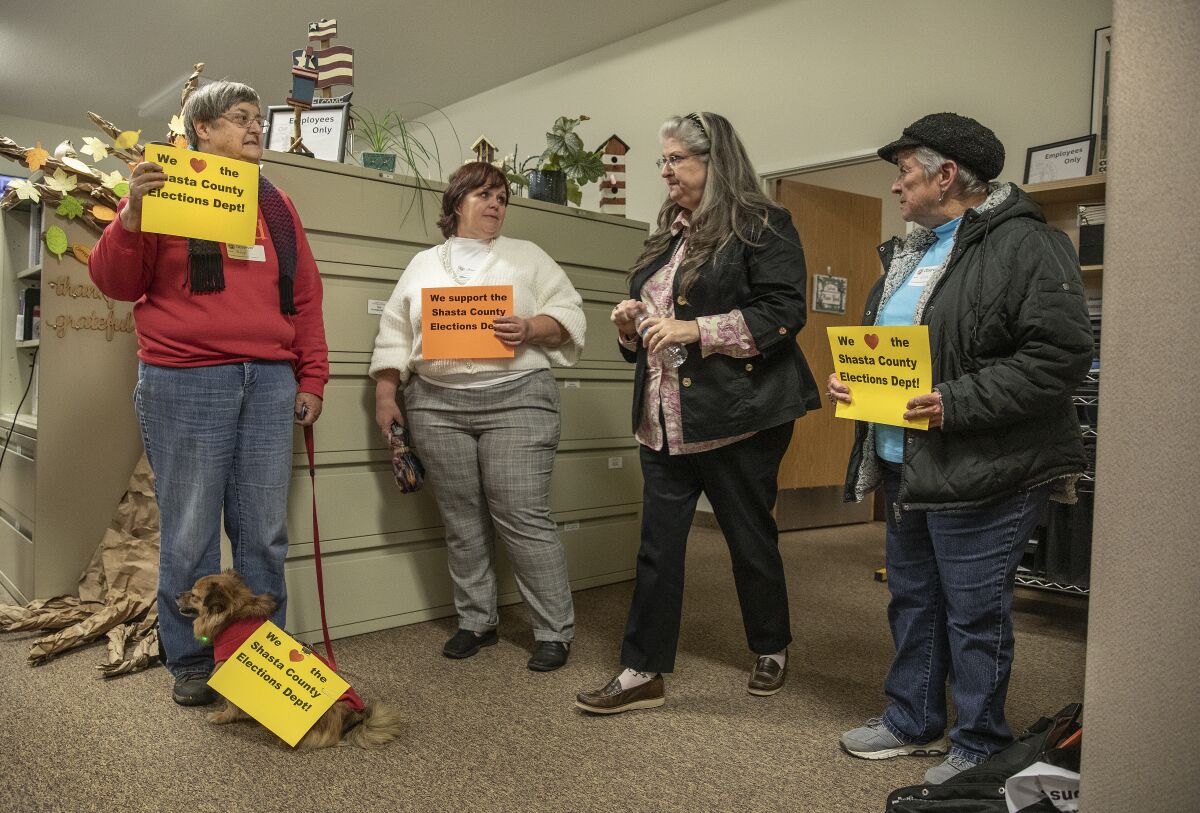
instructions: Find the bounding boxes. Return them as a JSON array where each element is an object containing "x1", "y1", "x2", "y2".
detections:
[{"x1": 404, "y1": 370, "x2": 574, "y2": 642}]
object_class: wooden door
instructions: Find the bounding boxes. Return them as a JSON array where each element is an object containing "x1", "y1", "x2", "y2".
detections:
[{"x1": 774, "y1": 179, "x2": 882, "y2": 492}]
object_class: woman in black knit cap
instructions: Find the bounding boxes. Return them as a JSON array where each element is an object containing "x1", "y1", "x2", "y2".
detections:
[{"x1": 829, "y1": 112, "x2": 1092, "y2": 784}]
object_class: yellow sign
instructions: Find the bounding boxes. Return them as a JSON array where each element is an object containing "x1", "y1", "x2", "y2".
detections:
[
  {"x1": 827, "y1": 325, "x2": 933, "y2": 429},
  {"x1": 140, "y1": 142, "x2": 258, "y2": 245},
  {"x1": 207, "y1": 621, "x2": 350, "y2": 747},
  {"x1": 421, "y1": 285, "x2": 515, "y2": 359}
]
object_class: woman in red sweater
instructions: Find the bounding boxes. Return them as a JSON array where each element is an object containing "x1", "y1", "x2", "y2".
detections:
[{"x1": 89, "y1": 80, "x2": 328, "y2": 707}]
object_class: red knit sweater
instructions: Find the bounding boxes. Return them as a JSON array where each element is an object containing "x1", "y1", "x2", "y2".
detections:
[{"x1": 88, "y1": 193, "x2": 328, "y2": 397}]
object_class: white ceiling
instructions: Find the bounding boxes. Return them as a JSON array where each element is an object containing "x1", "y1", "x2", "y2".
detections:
[{"x1": 2, "y1": 0, "x2": 728, "y2": 129}]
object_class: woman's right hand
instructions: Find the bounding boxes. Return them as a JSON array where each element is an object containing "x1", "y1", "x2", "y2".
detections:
[
  {"x1": 119, "y1": 161, "x2": 167, "y2": 233},
  {"x1": 376, "y1": 400, "x2": 404, "y2": 443},
  {"x1": 610, "y1": 299, "x2": 646, "y2": 340},
  {"x1": 827, "y1": 372, "x2": 851, "y2": 406}
]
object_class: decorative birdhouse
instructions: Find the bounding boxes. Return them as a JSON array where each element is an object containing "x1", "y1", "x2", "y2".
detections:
[
  {"x1": 288, "y1": 46, "x2": 319, "y2": 110},
  {"x1": 596, "y1": 134, "x2": 629, "y2": 217},
  {"x1": 471, "y1": 136, "x2": 497, "y2": 165}
]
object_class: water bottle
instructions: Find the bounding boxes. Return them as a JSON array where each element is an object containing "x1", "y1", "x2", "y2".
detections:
[{"x1": 635, "y1": 313, "x2": 687, "y2": 368}]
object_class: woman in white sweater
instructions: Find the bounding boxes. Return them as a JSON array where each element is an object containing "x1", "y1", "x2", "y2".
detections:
[{"x1": 370, "y1": 162, "x2": 586, "y2": 672}]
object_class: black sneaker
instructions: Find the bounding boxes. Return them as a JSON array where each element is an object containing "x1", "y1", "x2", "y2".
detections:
[
  {"x1": 527, "y1": 641, "x2": 570, "y2": 672},
  {"x1": 172, "y1": 673, "x2": 217, "y2": 706},
  {"x1": 442, "y1": 628, "x2": 498, "y2": 659}
]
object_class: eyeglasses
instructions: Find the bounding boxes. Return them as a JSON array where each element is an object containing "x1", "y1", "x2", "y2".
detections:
[
  {"x1": 655, "y1": 153, "x2": 706, "y2": 170},
  {"x1": 219, "y1": 111, "x2": 267, "y2": 129}
]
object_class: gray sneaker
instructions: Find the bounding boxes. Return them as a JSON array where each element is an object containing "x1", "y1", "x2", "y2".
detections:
[
  {"x1": 840, "y1": 717, "x2": 949, "y2": 760},
  {"x1": 923, "y1": 753, "x2": 980, "y2": 784}
]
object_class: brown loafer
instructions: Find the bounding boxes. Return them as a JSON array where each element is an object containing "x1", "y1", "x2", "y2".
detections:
[
  {"x1": 747, "y1": 654, "x2": 787, "y2": 696},
  {"x1": 575, "y1": 673, "x2": 665, "y2": 714}
]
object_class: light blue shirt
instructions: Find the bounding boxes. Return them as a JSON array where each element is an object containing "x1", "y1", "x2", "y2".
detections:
[{"x1": 875, "y1": 218, "x2": 960, "y2": 463}]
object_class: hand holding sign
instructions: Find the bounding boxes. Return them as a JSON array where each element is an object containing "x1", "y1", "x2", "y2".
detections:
[{"x1": 119, "y1": 161, "x2": 167, "y2": 233}]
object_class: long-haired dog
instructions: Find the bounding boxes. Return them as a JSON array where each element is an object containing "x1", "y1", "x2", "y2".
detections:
[{"x1": 176, "y1": 569, "x2": 402, "y2": 751}]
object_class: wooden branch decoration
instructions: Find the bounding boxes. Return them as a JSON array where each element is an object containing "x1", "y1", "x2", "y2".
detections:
[
  {"x1": 169, "y1": 62, "x2": 206, "y2": 143},
  {"x1": 87, "y1": 112, "x2": 144, "y2": 164}
]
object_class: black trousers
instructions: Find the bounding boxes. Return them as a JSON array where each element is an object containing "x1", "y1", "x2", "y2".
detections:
[{"x1": 620, "y1": 420, "x2": 795, "y2": 673}]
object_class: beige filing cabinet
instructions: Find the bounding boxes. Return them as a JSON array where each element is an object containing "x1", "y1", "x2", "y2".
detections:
[
  {"x1": 0, "y1": 198, "x2": 142, "y2": 602},
  {"x1": 263, "y1": 152, "x2": 647, "y2": 641}
]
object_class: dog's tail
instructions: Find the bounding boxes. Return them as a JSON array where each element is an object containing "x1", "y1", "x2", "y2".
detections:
[{"x1": 345, "y1": 702, "x2": 403, "y2": 749}]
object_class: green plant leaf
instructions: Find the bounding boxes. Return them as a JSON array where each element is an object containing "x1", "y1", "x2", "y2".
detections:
[
  {"x1": 56, "y1": 194, "x2": 85, "y2": 220},
  {"x1": 566, "y1": 180, "x2": 582, "y2": 207},
  {"x1": 44, "y1": 225, "x2": 69, "y2": 259}
]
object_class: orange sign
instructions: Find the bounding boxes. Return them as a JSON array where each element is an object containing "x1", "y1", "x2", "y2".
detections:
[{"x1": 421, "y1": 285, "x2": 515, "y2": 360}]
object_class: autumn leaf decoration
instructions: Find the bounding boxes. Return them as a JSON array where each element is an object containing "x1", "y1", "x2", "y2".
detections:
[
  {"x1": 44, "y1": 226, "x2": 69, "y2": 260},
  {"x1": 24, "y1": 142, "x2": 50, "y2": 172},
  {"x1": 56, "y1": 195, "x2": 85, "y2": 220}
]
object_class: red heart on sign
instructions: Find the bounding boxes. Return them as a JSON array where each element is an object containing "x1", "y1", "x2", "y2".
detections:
[
  {"x1": 189, "y1": 157, "x2": 207, "y2": 173},
  {"x1": 864, "y1": 333, "x2": 879, "y2": 350},
  {"x1": 288, "y1": 649, "x2": 304, "y2": 662}
]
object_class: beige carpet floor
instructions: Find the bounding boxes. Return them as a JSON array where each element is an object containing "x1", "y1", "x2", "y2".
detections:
[{"x1": 0, "y1": 522, "x2": 1087, "y2": 813}]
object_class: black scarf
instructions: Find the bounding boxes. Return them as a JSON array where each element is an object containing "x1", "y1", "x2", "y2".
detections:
[{"x1": 185, "y1": 176, "x2": 298, "y2": 314}]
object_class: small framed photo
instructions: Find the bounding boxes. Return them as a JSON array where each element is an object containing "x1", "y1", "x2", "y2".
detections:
[
  {"x1": 264, "y1": 103, "x2": 350, "y2": 162},
  {"x1": 1091, "y1": 26, "x2": 1112, "y2": 173},
  {"x1": 1023, "y1": 135, "x2": 1095, "y2": 184},
  {"x1": 812, "y1": 273, "x2": 848, "y2": 315}
]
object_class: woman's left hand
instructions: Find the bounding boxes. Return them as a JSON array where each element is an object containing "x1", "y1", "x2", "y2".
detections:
[
  {"x1": 640, "y1": 317, "x2": 700, "y2": 355},
  {"x1": 294, "y1": 392, "x2": 323, "y2": 426},
  {"x1": 493, "y1": 315, "x2": 530, "y2": 347},
  {"x1": 904, "y1": 390, "x2": 943, "y2": 428}
]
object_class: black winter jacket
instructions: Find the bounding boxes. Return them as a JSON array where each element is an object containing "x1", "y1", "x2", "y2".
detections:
[
  {"x1": 843, "y1": 184, "x2": 1093, "y2": 510},
  {"x1": 622, "y1": 206, "x2": 821, "y2": 443}
]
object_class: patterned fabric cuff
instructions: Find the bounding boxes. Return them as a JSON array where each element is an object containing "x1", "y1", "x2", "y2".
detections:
[
  {"x1": 697, "y1": 310, "x2": 758, "y2": 358},
  {"x1": 618, "y1": 333, "x2": 639, "y2": 351}
]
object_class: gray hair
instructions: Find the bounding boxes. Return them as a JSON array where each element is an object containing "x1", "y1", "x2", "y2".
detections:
[
  {"x1": 632, "y1": 112, "x2": 785, "y2": 296},
  {"x1": 912, "y1": 146, "x2": 989, "y2": 197},
  {"x1": 183, "y1": 80, "x2": 262, "y2": 148}
]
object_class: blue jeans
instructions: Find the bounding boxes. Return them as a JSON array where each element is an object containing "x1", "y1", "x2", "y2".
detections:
[
  {"x1": 135, "y1": 361, "x2": 296, "y2": 679},
  {"x1": 878, "y1": 461, "x2": 1049, "y2": 763}
]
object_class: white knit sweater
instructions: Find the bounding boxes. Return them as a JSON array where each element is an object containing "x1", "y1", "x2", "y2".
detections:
[{"x1": 369, "y1": 236, "x2": 587, "y2": 384}]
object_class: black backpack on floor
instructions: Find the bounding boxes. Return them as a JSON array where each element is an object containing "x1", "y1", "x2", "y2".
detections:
[{"x1": 885, "y1": 703, "x2": 1082, "y2": 812}]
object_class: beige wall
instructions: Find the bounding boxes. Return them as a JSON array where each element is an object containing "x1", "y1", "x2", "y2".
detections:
[
  {"x1": 1082, "y1": 1, "x2": 1200, "y2": 809},
  {"x1": 419, "y1": 0, "x2": 1112, "y2": 224}
]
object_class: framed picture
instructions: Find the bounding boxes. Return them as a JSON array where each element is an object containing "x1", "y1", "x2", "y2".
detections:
[
  {"x1": 1023, "y1": 135, "x2": 1095, "y2": 184},
  {"x1": 1091, "y1": 26, "x2": 1112, "y2": 173},
  {"x1": 812, "y1": 272, "x2": 848, "y2": 315},
  {"x1": 264, "y1": 103, "x2": 349, "y2": 162}
]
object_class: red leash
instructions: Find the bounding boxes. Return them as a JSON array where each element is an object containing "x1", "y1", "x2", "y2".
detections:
[{"x1": 303, "y1": 424, "x2": 337, "y2": 670}]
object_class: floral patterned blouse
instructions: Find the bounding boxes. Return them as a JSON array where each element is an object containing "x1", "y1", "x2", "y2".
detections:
[{"x1": 620, "y1": 213, "x2": 759, "y2": 455}]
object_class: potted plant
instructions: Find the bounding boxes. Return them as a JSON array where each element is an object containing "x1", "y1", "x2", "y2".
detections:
[
  {"x1": 506, "y1": 115, "x2": 607, "y2": 207},
  {"x1": 351, "y1": 106, "x2": 457, "y2": 179}
]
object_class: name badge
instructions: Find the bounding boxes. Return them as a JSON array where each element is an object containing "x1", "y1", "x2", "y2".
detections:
[
  {"x1": 227, "y1": 243, "x2": 266, "y2": 262},
  {"x1": 908, "y1": 266, "x2": 937, "y2": 287}
]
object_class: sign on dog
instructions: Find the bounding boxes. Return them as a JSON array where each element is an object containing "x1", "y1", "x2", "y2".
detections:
[{"x1": 207, "y1": 620, "x2": 351, "y2": 747}]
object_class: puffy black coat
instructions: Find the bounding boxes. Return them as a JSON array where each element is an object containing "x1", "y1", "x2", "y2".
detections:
[
  {"x1": 843, "y1": 184, "x2": 1093, "y2": 510},
  {"x1": 622, "y1": 206, "x2": 821, "y2": 442}
]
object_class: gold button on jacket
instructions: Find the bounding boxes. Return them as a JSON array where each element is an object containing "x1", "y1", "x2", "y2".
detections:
[{"x1": 681, "y1": 377, "x2": 693, "y2": 387}]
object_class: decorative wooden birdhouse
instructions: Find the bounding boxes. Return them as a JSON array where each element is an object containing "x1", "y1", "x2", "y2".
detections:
[
  {"x1": 596, "y1": 134, "x2": 629, "y2": 217},
  {"x1": 471, "y1": 136, "x2": 497, "y2": 165},
  {"x1": 288, "y1": 46, "x2": 319, "y2": 110}
]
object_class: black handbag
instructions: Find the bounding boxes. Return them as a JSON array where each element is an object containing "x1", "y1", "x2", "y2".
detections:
[{"x1": 885, "y1": 703, "x2": 1082, "y2": 812}]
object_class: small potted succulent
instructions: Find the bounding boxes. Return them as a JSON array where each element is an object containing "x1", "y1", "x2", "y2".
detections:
[{"x1": 505, "y1": 115, "x2": 607, "y2": 207}]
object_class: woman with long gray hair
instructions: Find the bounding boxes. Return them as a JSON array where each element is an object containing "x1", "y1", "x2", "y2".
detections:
[{"x1": 576, "y1": 112, "x2": 821, "y2": 714}]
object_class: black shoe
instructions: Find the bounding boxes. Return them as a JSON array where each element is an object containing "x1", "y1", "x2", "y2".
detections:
[
  {"x1": 172, "y1": 673, "x2": 217, "y2": 706},
  {"x1": 527, "y1": 641, "x2": 570, "y2": 672},
  {"x1": 442, "y1": 628, "x2": 498, "y2": 659}
]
